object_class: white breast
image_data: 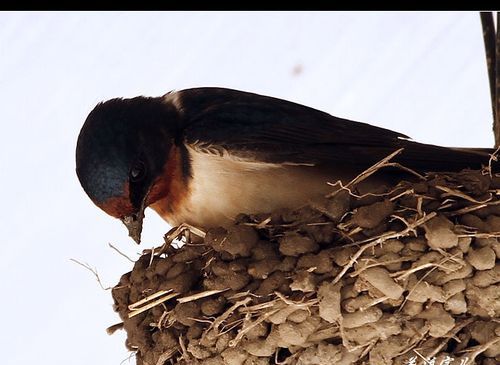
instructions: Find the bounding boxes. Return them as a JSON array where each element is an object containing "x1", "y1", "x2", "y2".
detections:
[{"x1": 168, "y1": 145, "x2": 344, "y2": 228}]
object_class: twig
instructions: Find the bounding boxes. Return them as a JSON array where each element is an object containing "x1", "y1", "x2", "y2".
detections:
[
  {"x1": 487, "y1": 146, "x2": 500, "y2": 177},
  {"x1": 187, "y1": 317, "x2": 214, "y2": 325},
  {"x1": 350, "y1": 255, "x2": 418, "y2": 277},
  {"x1": 426, "y1": 318, "x2": 476, "y2": 359},
  {"x1": 446, "y1": 198, "x2": 500, "y2": 216},
  {"x1": 178, "y1": 334, "x2": 190, "y2": 362},
  {"x1": 435, "y1": 185, "x2": 492, "y2": 204},
  {"x1": 332, "y1": 212, "x2": 436, "y2": 285},
  {"x1": 256, "y1": 216, "x2": 272, "y2": 228},
  {"x1": 228, "y1": 307, "x2": 281, "y2": 347},
  {"x1": 275, "y1": 349, "x2": 301, "y2": 365},
  {"x1": 177, "y1": 289, "x2": 229, "y2": 303},
  {"x1": 108, "y1": 243, "x2": 135, "y2": 263},
  {"x1": 459, "y1": 336, "x2": 500, "y2": 363},
  {"x1": 154, "y1": 347, "x2": 179, "y2": 365},
  {"x1": 397, "y1": 251, "x2": 463, "y2": 312},
  {"x1": 344, "y1": 211, "x2": 437, "y2": 249},
  {"x1": 219, "y1": 318, "x2": 245, "y2": 336},
  {"x1": 153, "y1": 223, "x2": 207, "y2": 256},
  {"x1": 128, "y1": 291, "x2": 180, "y2": 318},
  {"x1": 480, "y1": 12, "x2": 497, "y2": 130},
  {"x1": 330, "y1": 243, "x2": 376, "y2": 285},
  {"x1": 165, "y1": 223, "x2": 206, "y2": 243},
  {"x1": 384, "y1": 162, "x2": 425, "y2": 180},
  {"x1": 327, "y1": 180, "x2": 410, "y2": 201},
  {"x1": 70, "y1": 258, "x2": 111, "y2": 290},
  {"x1": 412, "y1": 349, "x2": 432, "y2": 364},
  {"x1": 240, "y1": 299, "x2": 282, "y2": 313},
  {"x1": 458, "y1": 232, "x2": 500, "y2": 238},
  {"x1": 359, "y1": 296, "x2": 390, "y2": 311},
  {"x1": 129, "y1": 289, "x2": 174, "y2": 310},
  {"x1": 358, "y1": 340, "x2": 378, "y2": 360},
  {"x1": 328, "y1": 148, "x2": 404, "y2": 198},
  {"x1": 153, "y1": 310, "x2": 170, "y2": 330},
  {"x1": 274, "y1": 291, "x2": 318, "y2": 307},
  {"x1": 389, "y1": 188, "x2": 415, "y2": 202},
  {"x1": 120, "y1": 352, "x2": 137, "y2": 365},
  {"x1": 210, "y1": 297, "x2": 252, "y2": 333}
]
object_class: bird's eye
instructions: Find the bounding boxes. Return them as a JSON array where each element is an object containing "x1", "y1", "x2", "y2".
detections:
[{"x1": 130, "y1": 161, "x2": 146, "y2": 182}]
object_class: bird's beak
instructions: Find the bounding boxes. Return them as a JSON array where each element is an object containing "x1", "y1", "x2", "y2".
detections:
[{"x1": 121, "y1": 205, "x2": 145, "y2": 244}]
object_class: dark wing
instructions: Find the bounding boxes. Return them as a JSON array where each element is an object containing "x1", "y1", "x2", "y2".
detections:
[{"x1": 178, "y1": 87, "x2": 493, "y2": 172}]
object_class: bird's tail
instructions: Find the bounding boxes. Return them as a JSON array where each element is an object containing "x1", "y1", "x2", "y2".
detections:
[{"x1": 394, "y1": 141, "x2": 495, "y2": 173}]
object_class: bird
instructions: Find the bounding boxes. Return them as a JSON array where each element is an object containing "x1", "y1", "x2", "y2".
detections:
[{"x1": 76, "y1": 87, "x2": 494, "y2": 244}]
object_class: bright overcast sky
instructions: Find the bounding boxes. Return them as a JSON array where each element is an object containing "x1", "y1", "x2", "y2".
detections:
[{"x1": 0, "y1": 11, "x2": 493, "y2": 365}]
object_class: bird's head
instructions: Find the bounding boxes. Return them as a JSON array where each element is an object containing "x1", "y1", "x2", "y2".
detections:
[{"x1": 76, "y1": 96, "x2": 179, "y2": 243}]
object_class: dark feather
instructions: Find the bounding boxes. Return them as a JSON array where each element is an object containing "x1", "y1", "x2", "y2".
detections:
[{"x1": 177, "y1": 88, "x2": 493, "y2": 172}]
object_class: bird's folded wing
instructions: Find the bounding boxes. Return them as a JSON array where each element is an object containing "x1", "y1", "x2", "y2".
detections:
[{"x1": 179, "y1": 87, "x2": 492, "y2": 171}]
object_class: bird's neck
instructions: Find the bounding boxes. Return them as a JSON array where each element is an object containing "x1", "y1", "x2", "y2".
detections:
[{"x1": 147, "y1": 144, "x2": 190, "y2": 221}]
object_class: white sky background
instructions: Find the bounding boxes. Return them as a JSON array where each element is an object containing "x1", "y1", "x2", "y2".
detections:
[{"x1": 0, "y1": 11, "x2": 493, "y2": 365}]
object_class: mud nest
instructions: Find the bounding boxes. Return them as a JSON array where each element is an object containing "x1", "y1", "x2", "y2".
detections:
[{"x1": 111, "y1": 167, "x2": 500, "y2": 365}]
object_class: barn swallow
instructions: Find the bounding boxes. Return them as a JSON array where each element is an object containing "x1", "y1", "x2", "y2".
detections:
[{"x1": 76, "y1": 87, "x2": 494, "y2": 243}]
